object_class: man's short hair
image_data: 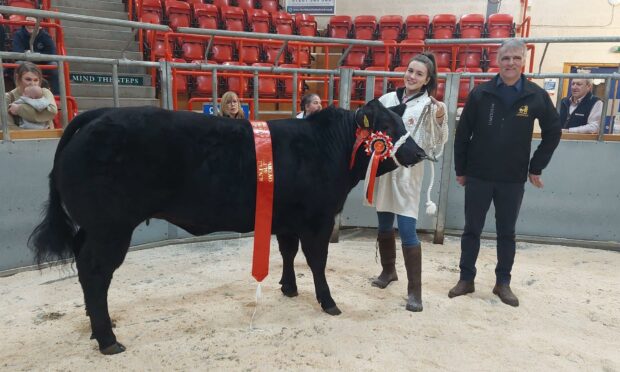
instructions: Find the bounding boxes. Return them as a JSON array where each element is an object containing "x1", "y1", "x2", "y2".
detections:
[{"x1": 497, "y1": 39, "x2": 527, "y2": 59}]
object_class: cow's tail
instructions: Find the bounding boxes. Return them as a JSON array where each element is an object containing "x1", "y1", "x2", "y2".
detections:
[{"x1": 28, "y1": 108, "x2": 110, "y2": 266}]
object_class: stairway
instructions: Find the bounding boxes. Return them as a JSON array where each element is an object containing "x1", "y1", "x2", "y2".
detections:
[{"x1": 52, "y1": 0, "x2": 160, "y2": 111}]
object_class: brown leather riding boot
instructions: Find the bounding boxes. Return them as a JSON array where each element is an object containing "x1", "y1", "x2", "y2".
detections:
[
  {"x1": 493, "y1": 284, "x2": 519, "y2": 307},
  {"x1": 448, "y1": 280, "x2": 475, "y2": 298},
  {"x1": 371, "y1": 230, "x2": 398, "y2": 288},
  {"x1": 402, "y1": 244, "x2": 422, "y2": 312}
]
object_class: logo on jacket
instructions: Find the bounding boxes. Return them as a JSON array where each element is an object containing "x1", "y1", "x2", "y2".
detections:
[{"x1": 517, "y1": 105, "x2": 529, "y2": 117}]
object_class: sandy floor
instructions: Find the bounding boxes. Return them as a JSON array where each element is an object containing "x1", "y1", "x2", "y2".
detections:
[{"x1": 1, "y1": 231, "x2": 619, "y2": 371}]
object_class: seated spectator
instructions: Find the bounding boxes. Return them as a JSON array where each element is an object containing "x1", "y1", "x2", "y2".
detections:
[
  {"x1": 560, "y1": 78, "x2": 603, "y2": 134},
  {"x1": 12, "y1": 17, "x2": 60, "y2": 94},
  {"x1": 296, "y1": 93, "x2": 322, "y2": 118},
  {"x1": 218, "y1": 91, "x2": 245, "y2": 119},
  {"x1": 5, "y1": 61, "x2": 57, "y2": 130}
]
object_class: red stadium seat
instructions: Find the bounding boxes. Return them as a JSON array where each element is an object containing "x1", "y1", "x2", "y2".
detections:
[
  {"x1": 151, "y1": 32, "x2": 174, "y2": 60},
  {"x1": 257, "y1": 0, "x2": 279, "y2": 13},
  {"x1": 435, "y1": 67, "x2": 451, "y2": 101},
  {"x1": 431, "y1": 14, "x2": 456, "y2": 39},
  {"x1": 8, "y1": 0, "x2": 37, "y2": 8},
  {"x1": 342, "y1": 46, "x2": 368, "y2": 69},
  {"x1": 209, "y1": 39, "x2": 234, "y2": 63},
  {"x1": 353, "y1": 15, "x2": 377, "y2": 40},
  {"x1": 289, "y1": 44, "x2": 311, "y2": 67},
  {"x1": 392, "y1": 66, "x2": 407, "y2": 89},
  {"x1": 221, "y1": 6, "x2": 246, "y2": 31},
  {"x1": 272, "y1": 12, "x2": 294, "y2": 35},
  {"x1": 327, "y1": 15, "x2": 352, "y2": 39},
  {"x1": 193, "y1": 3, "x2": 219, "y2": 29},
  {"x1": 212, "y1": 0, "x2": 230, "y2": 7},
  {"x1": 262, "y1": 40, "x2": 287, "y2": 65},
  {"x1": 167, "y1": 58, "x2": 189, "y2": 94},
  {"x1": 251, "y1": 63, "x2": 278, "y2": 97},
  {"x1": 236, "y1": 0, "x2": 255, "y2": 11},
  {"x1": 239, "y1": 40, "x2": 261, "y2": 64},
  {"x1": 487, "y1": 13, "x2": 515, "y2": 38},
  {"x1": 370, "y1": 40, "x2": 396, "y2": 68},
  {"x1": 458, "y1": 14, "x2": 484, "y2": 38},
  {"x1": 364, "y1": 66, "x2": 391, "y2": 98},
  {"x1": 184, "y1": 0, "x2": 204, "y2": 7},
  {"x1": 295, "y1": 14, "x2": 318, "y2": 37},
  {"x1": 456, "y1": 67, "x2": 483, "y2": 103},
  {"x1": 165, "y1": 0, "x2": 191, "y2": 29},
  {"x1": 487, "y1": 67, "x2": 500, "y2": 73},
  {"x1": 248, "y1": 8, "x2": 270, "y2": 33},
  {"x1": 486, "y1": 46, "x2": 499, "y2": 69},
  {"x1": 457, "y1": 46, "x2": 483, "y2": 69},
  {"x1": 180, "y1": 40, "x2": 205, "y2": 61},
  {"x1": 428, "y1": 45, "x2": 453, "y2": 69},
  {"x1": 191, "y1": 59, "x2": 217, "y2": 96},
  {"x1": 378, "y1": 15, "x2": 403, "y2": 41},
  {"x1": 277, "y1": 63, "x2": 304, "y2": 98},
  {"x1": 222, "y1": 61, "x2": 250, "y2": 95},
  {"x1": 397, "y1": 39, "x2": 425, "y2": 67},
  {"x1": 404, "y1": 14, "x2": 429, "y2": 40}
]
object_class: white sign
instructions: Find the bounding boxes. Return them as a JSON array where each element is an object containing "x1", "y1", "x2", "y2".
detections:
[{"x1": 286, "y1": 0, "x2": 335, "y2": 14}]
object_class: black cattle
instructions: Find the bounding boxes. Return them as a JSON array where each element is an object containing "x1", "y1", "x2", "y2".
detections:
[{"x1": 29, "y1": 99, "x2": 428, "y2": 354}]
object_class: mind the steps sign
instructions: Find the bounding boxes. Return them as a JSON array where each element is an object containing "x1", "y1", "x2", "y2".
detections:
[{"x1": 71, "y1": 73, "x2": 144, "y2": 86}]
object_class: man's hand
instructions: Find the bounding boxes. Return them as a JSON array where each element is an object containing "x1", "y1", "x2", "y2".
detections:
[
  {"x1": 456, "y1": 175, "x2": 466, "y2": 186},
  {"x1": 528, "y1": 173, "x2": 544, "y2": 188}
]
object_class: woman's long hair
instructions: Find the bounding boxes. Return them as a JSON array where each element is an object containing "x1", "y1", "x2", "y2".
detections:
[{"x1": 220, "y1": 91, "x2": 245, "y2": 119}]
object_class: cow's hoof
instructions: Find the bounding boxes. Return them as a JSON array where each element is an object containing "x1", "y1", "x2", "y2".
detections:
[
  {"x1": 280, "y1": 285, "x2": 298, "y2": 298},
  {"x1": 323, "y1": 306, "x2": 342, "y2": 316},
  {"x1": 100, "y1": 342, "x2": 126, "y2": 355}
]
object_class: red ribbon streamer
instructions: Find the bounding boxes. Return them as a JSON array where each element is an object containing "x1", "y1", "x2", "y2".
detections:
[
  {"x1": 250, "y1": 121, "x2": 274, "y2": 282},
  {"x1": 365, "y1": 153, "x2": 382, "y2": 204},
  {"x1": 349, "y1": 128, "x2": 370, "y2": 169}
]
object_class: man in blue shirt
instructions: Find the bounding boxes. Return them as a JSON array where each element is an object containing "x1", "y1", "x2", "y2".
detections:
[{"x1": 12, "y1": 17, "x2": 59, "y2": 94}]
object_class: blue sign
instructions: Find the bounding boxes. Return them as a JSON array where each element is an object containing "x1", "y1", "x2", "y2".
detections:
[{"x1": 203, "y1": 103, "x2": 250, "y2": 118}]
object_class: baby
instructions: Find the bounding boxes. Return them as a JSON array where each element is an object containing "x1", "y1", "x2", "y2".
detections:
[{"x1": 13, "y1": 85, "x2": 52, "y2": 129}]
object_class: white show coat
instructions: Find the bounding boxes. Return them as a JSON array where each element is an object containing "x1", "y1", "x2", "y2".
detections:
[{"x1": 374, "y1": 91, "x2": 449, "y2": 219}]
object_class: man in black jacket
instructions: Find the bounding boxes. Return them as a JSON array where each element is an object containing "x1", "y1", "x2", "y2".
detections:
[
  {"x1": 449, "y1": 39, "x2": 561, "y2": 307},
  {"x1": 11, "y1": 17, "x2": 59, "y2": 94},
  {"x1": 559, "y1": 78, "x2": 603, "y2": 134}
]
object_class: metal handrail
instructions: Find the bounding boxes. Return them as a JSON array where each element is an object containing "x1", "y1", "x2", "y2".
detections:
[{"x1": 425, "y1": 36, "x2": 620, "y2": 44}]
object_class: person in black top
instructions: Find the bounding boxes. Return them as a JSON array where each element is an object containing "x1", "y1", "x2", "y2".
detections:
[
  {"x1": 11, "y1": 17, "x2": 59, "y2": 94},
  {"x1": 449, "y1": 39, "x2": 561, "y2": 307}
]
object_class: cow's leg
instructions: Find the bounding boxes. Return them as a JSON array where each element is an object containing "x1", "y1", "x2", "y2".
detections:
[
  {"x1": 276, "y1": 233, "x2": 299, "y2": 297},
  {"x1": 300, "y1": 224, "x2": 341, "y2": 316},
  {"x1": 76, "y1": 229, "x2": 132, "y2": 355}
]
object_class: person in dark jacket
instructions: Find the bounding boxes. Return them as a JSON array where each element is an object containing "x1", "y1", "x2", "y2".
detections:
[
  {"x1": 449, "y1": 39, "x2": 561, "y2": 307},
  {"x1": 559, "y1": 78, "x2": 603, "y2": 134},
  {"x1": 11, "y1": 17, "x2": 59, "y2": 94}
]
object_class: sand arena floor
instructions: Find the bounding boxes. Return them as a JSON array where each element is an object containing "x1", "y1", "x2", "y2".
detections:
[{"x1": 1, "y1": 230, "x2": 619, "y2": 371}]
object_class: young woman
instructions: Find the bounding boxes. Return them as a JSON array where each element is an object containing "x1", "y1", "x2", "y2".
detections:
[
  {"x1": 218, "y1": 91, "x2": 245, "y2": 119},
  {"x1": 372, "y1": 52, "x2": 449, "y2": 312},
  {"x1": 296, "y1": 93, "x2": 322, "y2": 118},
  {"x1": 5, "y1": 61, "x2": 58, "y2": 129}
]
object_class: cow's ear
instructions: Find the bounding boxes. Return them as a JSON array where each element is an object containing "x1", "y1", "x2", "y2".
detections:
[{"x1": 388, "y1": 103, "x2": 407, "y2": 117}]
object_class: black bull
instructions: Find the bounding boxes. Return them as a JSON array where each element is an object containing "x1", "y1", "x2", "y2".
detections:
[{"x1": 29, "y1": 99, "x2": 428, "y2": 354}]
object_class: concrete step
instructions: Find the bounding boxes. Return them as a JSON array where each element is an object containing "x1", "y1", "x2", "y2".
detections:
[
  {"x1": 66, "y1": 48, "x2": 142, "y2": 60},
  {"x1": 53, "y1": 0, "x2": 125, "y2": 12},
  {"x1": 75, "y1": 97, "x2": 160, "y2": 110},
  {"x1": 71, "y1": 84, "x2": 156, "y2": 98},
  {"x1": 54, "y1": 6, "x2": 129, "y2": 20},
  {"x1": 64, "y1": 37, "x2": 139, "y2": 52},
  {"x1": 61, "y1": 26, "x2": 135, "y2": 41},
  {"x1": 61, "y1": 20, "x2": 132, "y2": 31}
]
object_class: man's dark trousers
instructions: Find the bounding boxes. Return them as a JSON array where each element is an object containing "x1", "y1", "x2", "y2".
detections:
[{"x1": 459, "y1": 176, "x2": 525, "y2": 284}]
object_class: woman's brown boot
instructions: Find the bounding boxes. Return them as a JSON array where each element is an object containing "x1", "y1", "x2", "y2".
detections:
[
  {"x1": 371, "y1": 230, "x2": 398, "y2": 288},
  {"x1": 402, "y1": 244, "x2": 423, "y2": 312}
]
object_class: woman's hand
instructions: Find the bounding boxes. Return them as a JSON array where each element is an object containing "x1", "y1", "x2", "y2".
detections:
[
  {"x1": 8, "y1": 103, "x2": 20, "y2": 115},
  {"x1": 429, "y1": 96, "x2": 445, "y2": 121}
]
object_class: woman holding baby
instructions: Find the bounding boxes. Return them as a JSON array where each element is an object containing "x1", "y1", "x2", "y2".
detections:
[{"x1": 5, "y1": 61, "x2": 57, "y2": 130}]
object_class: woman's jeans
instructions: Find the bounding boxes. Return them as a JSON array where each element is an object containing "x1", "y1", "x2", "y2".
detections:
[{"x1": 377, "y1": 211, "x2": 420, "y2": 246}]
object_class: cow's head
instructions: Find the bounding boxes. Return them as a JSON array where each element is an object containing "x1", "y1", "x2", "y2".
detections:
[{"x1": 354, "y1": 99, "x2": 429, "y2": 172}]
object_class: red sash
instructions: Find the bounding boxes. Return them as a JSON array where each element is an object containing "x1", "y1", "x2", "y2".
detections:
[{"x1": 250, "y1": 121, "x2": 274, "y2": 282}]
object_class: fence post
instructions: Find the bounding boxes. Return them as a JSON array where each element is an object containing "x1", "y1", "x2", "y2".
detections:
[
  {"x1": 0, "y1": 58, "x2": 11, "y2": 141},
  {"x1": 56, "y1": 59, "x2": 69, "y2": 127},
  {"x1": 433, "y1": 72, "x2": 461, "y2": 244},
  {"x1": 330, "y1": 67, "x2": 354, "y2": 243},
  {"x1": 292, "y1": 71, "x2": 298, "y2": 117},
  {"x1": 598, "y1": 77, "x2": 613, "y2": 141},
  {"x1": 112, "y1": 63, "x2": 120, "y2": 108},
  {"x1": 364, "y1": 75, "x2": 375, "y2": 103},
  {"x1": 211, "y1": 68, "x2": 218, "y2": 115},
  {"x1": 253, "y1": 71, "x2": 260, "y2": 120},
  {"x1": 159, "y1": 60, "x2": 174, "y2": 110}
]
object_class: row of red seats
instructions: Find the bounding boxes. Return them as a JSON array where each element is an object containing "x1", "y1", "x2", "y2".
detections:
[
  {"x1": 140, "y1": 0, "x2": 319, "y2": 35},
  {"x1": 340, "y1": 41, "x2": 503, "y2": 72},
  {"x1": 169, "y1": 60, "x2": 304, "y2": 98},
  {"x1": 327, "y1": 13, "x2": 515, "y2": 41},
  {"x1": 149, "y1": 35, "x2": 313, "y2": 66}
]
